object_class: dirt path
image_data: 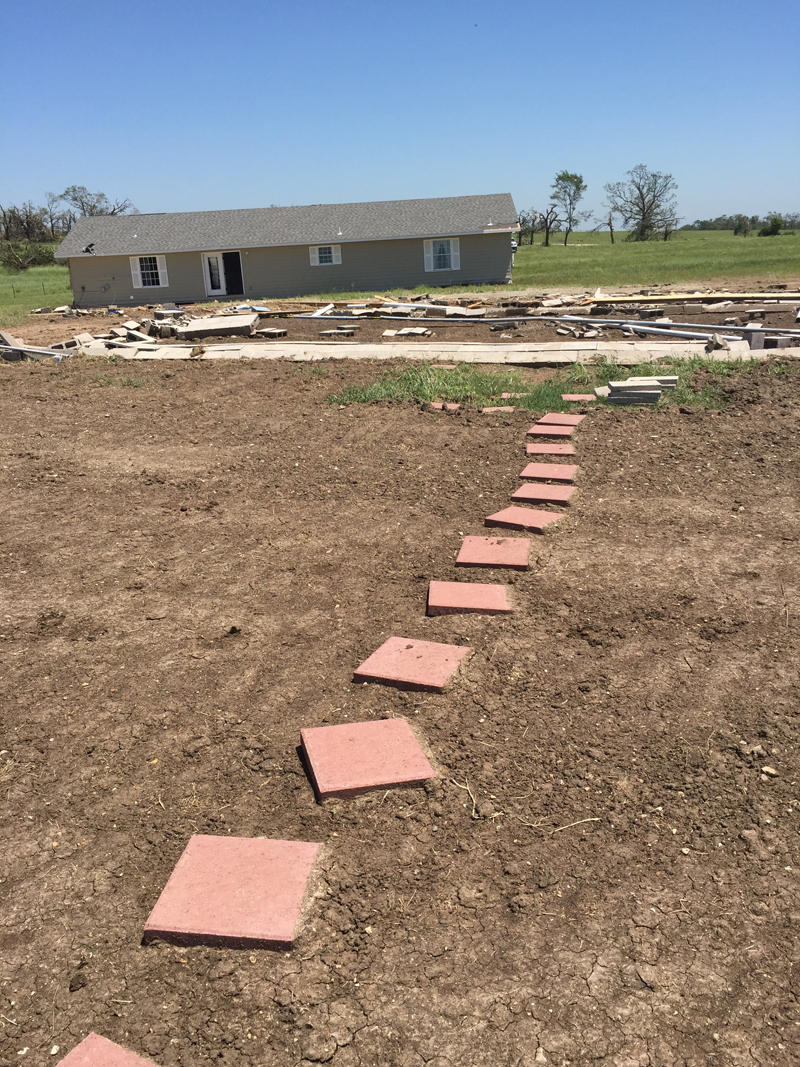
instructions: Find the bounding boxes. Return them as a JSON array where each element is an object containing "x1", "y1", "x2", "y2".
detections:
[{"x1": 1, "y1": 358, "x2": 799, "y2": 1067}]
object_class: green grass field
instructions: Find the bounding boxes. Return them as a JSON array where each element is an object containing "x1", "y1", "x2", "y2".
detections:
[
  {"x1": 0, "y1": 265, "x2": 73, "y2": 327},
  {"x1": 1, "y1": 230, "x2": 797, "y2": 329}
]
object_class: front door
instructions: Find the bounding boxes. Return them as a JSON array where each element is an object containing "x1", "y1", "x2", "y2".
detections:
[{"x1": 201, "y1": 251, "x2": 245, "y2": 297}]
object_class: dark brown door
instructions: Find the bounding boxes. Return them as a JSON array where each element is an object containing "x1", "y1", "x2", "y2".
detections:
[{"x1": 222, "y1": 251, "x2": 244, "y2": 296}]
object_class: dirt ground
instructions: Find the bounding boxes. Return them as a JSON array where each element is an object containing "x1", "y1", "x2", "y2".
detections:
[
  {"x1": 1, "y1": 356, "x2": 799, "y2": 1067},
  {"x1": 14, "y1": 300, "x2": 800, "y2": 351}
]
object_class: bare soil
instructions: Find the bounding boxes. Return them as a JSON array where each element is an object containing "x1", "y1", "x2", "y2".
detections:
[{"x1": 2, "y1": 357, "x2": 800, "y2": 1067}]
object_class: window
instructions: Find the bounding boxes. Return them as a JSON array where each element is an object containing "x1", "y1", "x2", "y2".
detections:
[
  {"x1": 423, "y1": 237, "x2": 460, "y2": 272},
  {"x1": 309, "y1": 244, "x2": 341, "y2": 266},
  {"x1": 129, "y1": 254, "x2": 169, "y2": 288}
]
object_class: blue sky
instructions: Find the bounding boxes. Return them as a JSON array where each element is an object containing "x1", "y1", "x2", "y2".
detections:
[{"x1": 4, "y1": 0, "x2": 799, "y2": 223}]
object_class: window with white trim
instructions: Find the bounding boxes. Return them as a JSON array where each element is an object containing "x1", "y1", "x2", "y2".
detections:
[
  {"x1": 423, "y1": 237, "x2": 460, "y2": 272},
  {"x1": 309, "y1": 244, "x2": 342, "y2": 266},
  {"x1": 129, "y1": 254, "x2": 169, "y2": 288}
]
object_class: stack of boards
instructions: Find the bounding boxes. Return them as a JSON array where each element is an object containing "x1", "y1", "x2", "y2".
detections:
[{"x1": 594, "y1": 375, "x2": 678, "y2": 405}]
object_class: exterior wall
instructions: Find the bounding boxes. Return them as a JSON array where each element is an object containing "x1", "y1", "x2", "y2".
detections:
[{"x1": 65, "y1": 232, "x2": 514, "y2": 307}]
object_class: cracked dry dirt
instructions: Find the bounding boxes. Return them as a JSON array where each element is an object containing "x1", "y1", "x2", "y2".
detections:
[{"x1": 1, "y1": 358, "x2": 799, "y2": 1067}]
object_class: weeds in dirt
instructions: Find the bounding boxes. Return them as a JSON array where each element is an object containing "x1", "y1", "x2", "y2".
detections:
[
  {"x1": 326, "y1": 358, "x2": 767, "y2": 411},
  {"x1": 120, "y1": 377, "x2": 146, "y2": 387}
]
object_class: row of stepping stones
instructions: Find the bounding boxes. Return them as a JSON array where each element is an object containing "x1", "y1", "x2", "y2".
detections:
[{"x1": 57, "y1": 395, "x2": 593, "y2": 1067}]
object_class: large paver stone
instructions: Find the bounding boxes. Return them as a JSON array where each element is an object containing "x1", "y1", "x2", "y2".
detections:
[
  {"x1": 57, "y1": 1034, "x2": 158, "y2": 1067},
  {"x1": 301, "y1": 718, "x2": 435, "y2": 799},
  {"x1": 511, "y1": 483, "x2": 576, "y2": 506},
  {"x1": 353, "y1": 636, "x2": 471, "y2": 692},
  {"x1": 428, "y1": 580, "x2": 511, "y2": 616},
  {"x1": 455, "y1": 535, "x2": 531, "y2": 570},
  {"x1": 143, "y1": 835, "x2": 320, "y2": 950},
  {"x1": 485, "y1": 506, "x2": 562, "y2": 533}
]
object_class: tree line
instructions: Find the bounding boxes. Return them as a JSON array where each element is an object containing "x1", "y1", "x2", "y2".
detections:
[
  {"x1": 0, "y1": 187, "x2": 137, "y2": 269},
  {"x1": 682, "y1": 213, "x2": 799, "y2": 236}
]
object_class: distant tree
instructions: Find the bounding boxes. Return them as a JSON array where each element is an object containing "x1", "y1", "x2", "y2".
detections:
[
  {"x1": 604, "y1": 164, "x2": 679, "y2": 241},
  {"x1": 550, "y1": 171, "x2": 589, "y2": 246},
  {"x1": 539, "y1": 205, "x2": 562, "y2": 248},
  {"x1": 59, "y1": 185, "x2": 138, "y2": 217},
  {"x1": 517, "y1": 208, "x2": 535, "y2": 245},
  {"x1": 607, "y1": 209, "x2": 617, "y2": 244},
  {"x1": 732, "y1": 214, "x2": 753, "y2": 236},
  {"x1": 0, "y1": 241, "x2": 55, "y2": 271},
  {"x1": 758, "y1": 213, "x2": 784, "y2": 237}
]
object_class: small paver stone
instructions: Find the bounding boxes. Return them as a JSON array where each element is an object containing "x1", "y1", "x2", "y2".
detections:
[
  {"x1": 485, "y1": 506, "x2": 562, "y2": 533},
  {"x1": 455, "y1": 535, "x2": 531, "y2": 570},
  {"x1": 512, "y1": 483, "x2": 576, "y2": 506},
  {"x1": 537, "y1": 412, "x2": 586, "y2": 426},
  {"x1": 519, "y1": 462, "x2": 577, "y2": 482},
  {"x1": 143, "y1": 835, "x2": 320, "y2": 950},
  {"x1": 526, "y1": 442, "x2": 576, "y2": 456},
  {"x1": 428, "y1": 579, "x2": 511, "y2": 616},
  {"x1": 561, "y1": 393, "x2": 596, "y2": 402},
  {"x1": 527, "y1": 423, "x2": 574, "y2": 437},
  {"x1": 354, "y1": 635, "x2": 471, "y2": 691},
  {"x1": 301, "y1": 718, "x2": 435, "y2": 799}
]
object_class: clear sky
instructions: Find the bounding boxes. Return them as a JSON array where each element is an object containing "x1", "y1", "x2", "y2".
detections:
[{"x1": 4, "y1": 0, "x2": 799, "y2": 224}]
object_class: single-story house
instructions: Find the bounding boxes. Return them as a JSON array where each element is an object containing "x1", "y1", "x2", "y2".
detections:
[{"x1": 54, "y1": 193, "x2": 519, "y2": 306}]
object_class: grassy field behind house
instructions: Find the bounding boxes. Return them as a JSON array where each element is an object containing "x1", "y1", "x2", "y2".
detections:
[{"x1": 1, "y1": 230, "x2": 798, "y2": 328}]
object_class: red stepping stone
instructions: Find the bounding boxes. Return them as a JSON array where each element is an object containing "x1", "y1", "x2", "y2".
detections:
[
  {"x1": 481, "y1": 406, "x2": 515, "y2": 414},
  {"x1": 301, "y1": 718, "x2": 435, "y2": 799},
  {"x1": 143, "y1": 835, "x2": 320, "y2": 950},
  {"x1": 537, "y1": 412, "x2": 586, "y2": 426},
  {"x1": 427, "y1": 579, "x2": 511, "y2": 616},
  {"x1": 354, "y1": 635, "x2": 471, "y2": 692},
  {"x1": 527, "y1": 442, "x2": 576, "y2": 456},
  {"x1": 429, "y1": 401, "x2": 460, "y2": 412},
  {"x1": 455, "y1": 535, "x2": 531, "y2": 570},
  {"x1": 485, "y1": 506, "x2": 562, "y2": 533},
  {"x1": 519, "y1": 462, "x2": 577, "y2": 482},
  {"x1": 512, "y1": 483, "x2": 576, "y2": 506},
  {"x1": 500, "y1": 392, "x2": 525, "y2": 399},
  {"x1": 57, "y1": 1035, "x2": 156, "y2": 1067},
  {"x1": 527, "y1": 423, "x2": 574, "y2": 437},
  {"x1": 562, "y1": 393, "x2": 596, "y2": 402}
]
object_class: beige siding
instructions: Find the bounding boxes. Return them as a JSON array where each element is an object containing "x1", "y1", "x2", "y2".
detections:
[{"x1": 65, "y1": 232, "x2": 513, "y2": 306}]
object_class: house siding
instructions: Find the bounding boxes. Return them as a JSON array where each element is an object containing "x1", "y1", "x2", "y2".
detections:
[{"x1": 65, "y1": 233, "x2": 513, "y2": 306}]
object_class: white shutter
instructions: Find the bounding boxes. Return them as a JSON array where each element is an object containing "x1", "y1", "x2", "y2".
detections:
[
  {"x1": 423, "y1": 240, "x2": 433, "y2": 272},
  {"x1": 450, "y1": 238, "x2": 460, "y2": 271},
  {"x1": 156, "y1": 255, "x2": 169, "y2": 287},
  {"x1": 332, "y1": 244, "x2": 342, "y2": 265},
  {"x1": 129, "y1": 256, "x2": 143, "y2": 288},
  {"x1": 309, "y1": 246, "x2": 319, "y2": 266}
]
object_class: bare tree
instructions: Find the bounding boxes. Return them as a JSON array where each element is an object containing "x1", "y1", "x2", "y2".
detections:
[
  {"x1": 604, "y1": 164, "x2": 679, "y2": 241},
  {"x1": 607, "y1": 210, "x2": 616, "y2": 244},
  {"x1": 59, "y1": 185, "x2": 138, "y2": 217},
  {"x1": 550, "y1": 171, "x2": 590, "y2": 246},
  {"x1": 539, "y1": 205, "x2": 562, "y2": 248}
]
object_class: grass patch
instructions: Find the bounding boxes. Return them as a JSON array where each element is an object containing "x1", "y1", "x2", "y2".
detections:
[
  {"x1": 0, "y1": 265, "x2": 72, "y2": 327},
  {"x1": 327, "y1": 358, "x2": 774, "y2": 412}
]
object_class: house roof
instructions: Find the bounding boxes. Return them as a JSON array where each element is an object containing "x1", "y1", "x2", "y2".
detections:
[{"x1": 55, "y1": 193, "x2": 518, "y2": 259}]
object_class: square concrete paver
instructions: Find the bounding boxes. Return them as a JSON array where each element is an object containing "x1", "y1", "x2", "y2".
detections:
[
  {"x1": 526, "y1": 442, "x2": 576, "y2": 456},
  {"x1": 301, "y1": 718, "x2": 435, "y2": 799},
  {"x1": 485, "y1": 506, "x2": 562, "y2": 533},
  {"x1": 428, "y1": 580, "x2": 511, "y2": 616},
  {"x1": 519, "y1": 462, "x2": 577, "y2": 482},
  {"x1": 537, "y1": 412, "x2": 586, "y2": 426},
  {"x1": 455, "y1": 535, "x2": 531, "y2": 570},
  {"x1": 353, "y1": 636, "x2": 471, "y2": 692},
  {"x1": 512, "y1": 483, "x2": 576, "y2": 506},
  {"x1": 527, "y1": 423, "x2": 574, "y2": 437},
  {"x1": 562, "y1": 393, "x2": 596, "y2": 402},
  {"x1": 57, "y1": 1035, "x2": 157, "y2": 1067},
  {"x1": 143, "y1": 835, "x2": 320, "y2": 950}
]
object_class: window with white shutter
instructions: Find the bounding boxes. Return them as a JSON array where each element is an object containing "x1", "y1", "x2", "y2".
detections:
[
  {"x1": 130, "y1": 255, "x2": 168, "y2": 287},
  {"x1": 424, "y1": 238, "x2": 460, "y2": 271},
  {"x1": 310, "y1": 245, "x2": 342, "y2": 266}
]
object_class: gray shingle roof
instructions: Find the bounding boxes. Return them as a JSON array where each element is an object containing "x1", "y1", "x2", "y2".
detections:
[{"x1": 55, "y1": 193, "x2": 518, "y2": 259}]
